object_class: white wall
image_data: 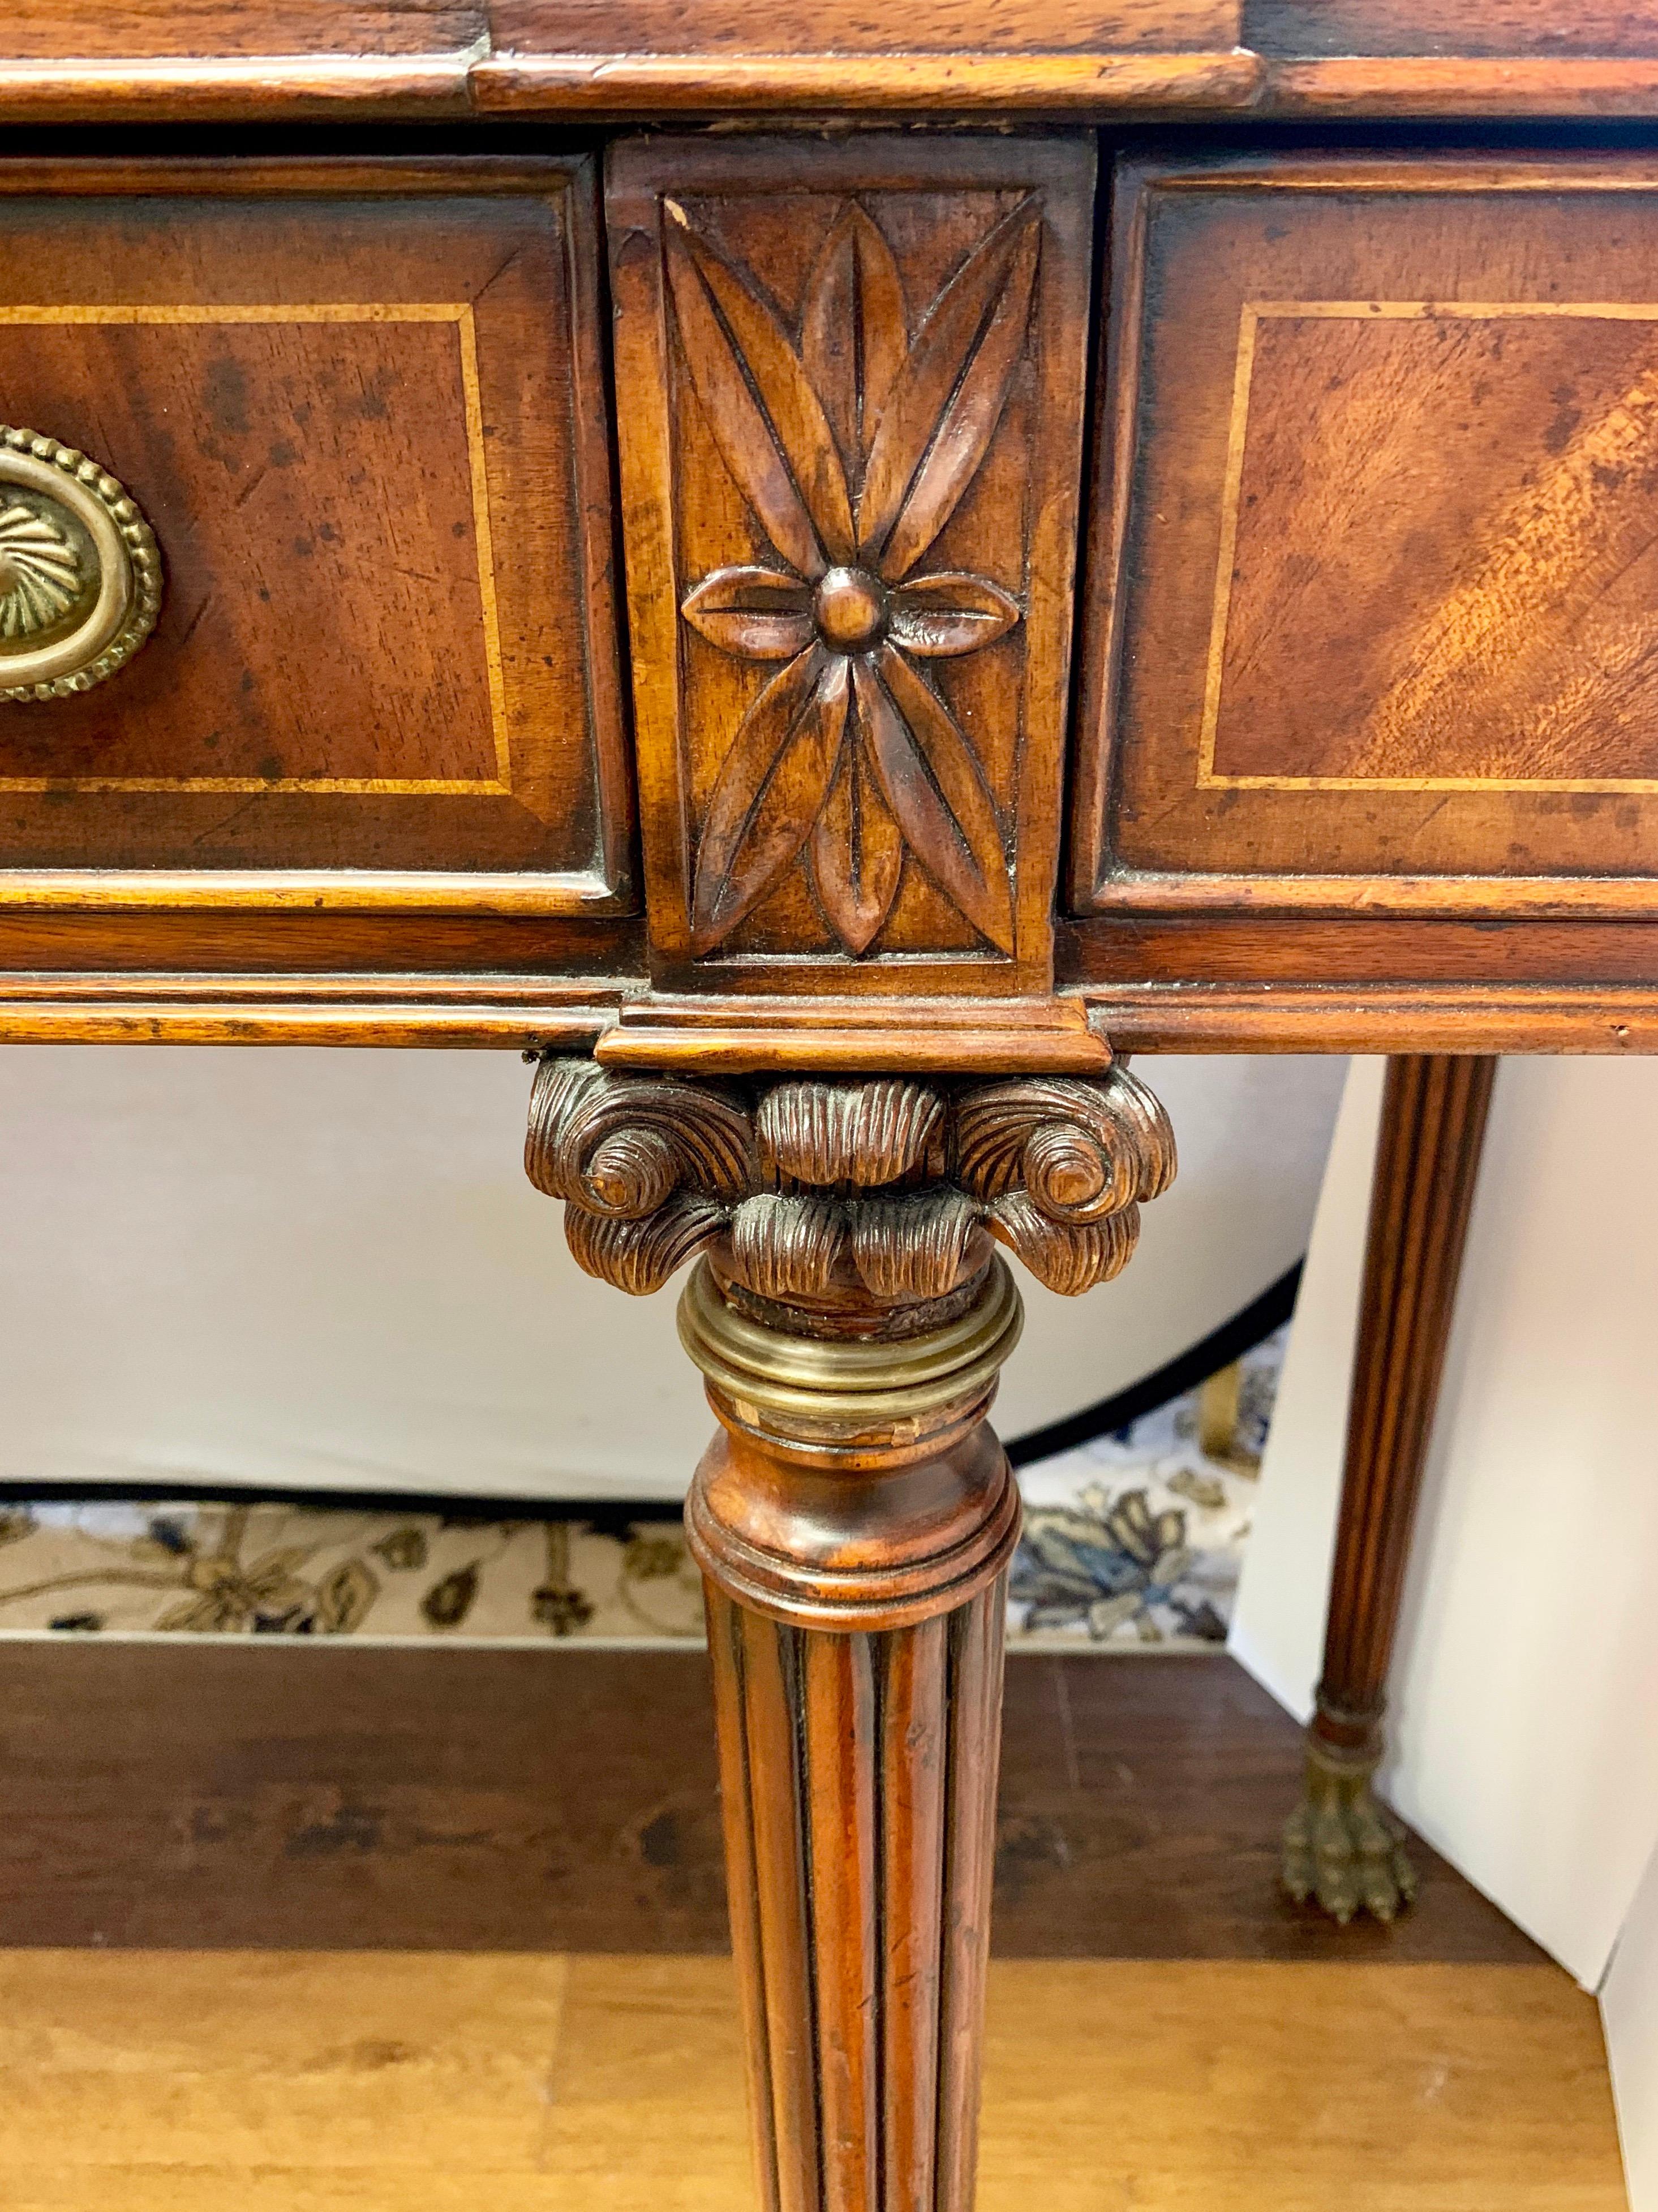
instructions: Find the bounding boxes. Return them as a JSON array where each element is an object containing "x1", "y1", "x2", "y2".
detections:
[
  {"x1": 1232, "y1": 1056, "x2": 1658, "y2": 2207},
  {"x1": 0, "y1": 1046, "x2": 1343, "y2": 1501},
  {"x1": 1386, "y1": 1058, "x2": 1658, "y2": 1989},
  {"x1": 1226, "y1": 1055, "x2": 1384, "y2": 1727},
  {"x1": 1607, "y1": 1837, "x2": 1658, "y2": 2211},
  {"x1": 0, "y1": 1047, "x2": 698, "y2": 1499},
  {"x1": 1004, "y1": 1051, "x2": 1346, "y2": 1438}
]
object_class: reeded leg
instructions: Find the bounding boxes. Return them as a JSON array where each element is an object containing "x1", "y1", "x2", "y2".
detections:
[
  {"x1": 709, "y1": 1591, "x2": 1004, "y2": 2212},
  {"x1": 704, "y1": 1557, "x2": 1006, "y2": 2212},
  {"x1": 1283, "y1": 1053, "x2": 1497, "y2": 1924},
  {"x1": 526, "y1": 1055, "x2": 1176, "y2": 2212},
  {"x1": 686, "y1": 1260, "x2": 1017, "y2": 2212}
]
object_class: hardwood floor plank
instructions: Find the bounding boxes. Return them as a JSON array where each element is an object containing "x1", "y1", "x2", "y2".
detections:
[
  {"x1": 996, "y1": 1655, "x2": 1540, "y2": 1961},
  {"x1": 0, "y1": 1643, "x2": 1541, "y2": 1961},
  {"x1": 981, "y1": 1960, "x2": 1626, "y2": 2212},
  {"x1": 0, "y1": 1953, "x2": 1617, "y2": 2210},
  {"x1": 0, "y1": 2174, "x2": 609, "y2": 2210},
  {"x1": 0, "y1": 1950, "x2": 568, "y2": 2175},
  {"x1": 539, "y1": 1955, "x2": 754, "y2": 2207},
  {"x1": 539, "y1": 1957, "x2": 1625, "y2": 2212}
]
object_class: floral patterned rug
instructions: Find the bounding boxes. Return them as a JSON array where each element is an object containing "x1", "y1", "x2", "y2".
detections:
[{"x1": 0, "y1": 1332, "x2": 1283, "y2": 1652}]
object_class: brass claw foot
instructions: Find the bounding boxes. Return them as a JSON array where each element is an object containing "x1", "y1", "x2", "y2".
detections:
[{"x1": 1282, "y1": 1741, "x2": 1418, "y2": 1925}]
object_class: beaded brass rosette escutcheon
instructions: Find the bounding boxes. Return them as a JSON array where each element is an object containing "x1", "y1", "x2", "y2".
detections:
[{"x1": 0, "y1": 427, "x2": 162, "y2": 701}]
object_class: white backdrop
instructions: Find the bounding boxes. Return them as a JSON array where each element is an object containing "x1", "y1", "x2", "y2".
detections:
[
  {"x1": 1608, "y1": 1838, "x2": 1658, "y2": 2209},
  {"x1": 1231, "y1": 1057, "x2": 1658, "y2": 2207},
  {"x1": 0, "y1": 1046, "x2": 1345, "y2": 1500}
]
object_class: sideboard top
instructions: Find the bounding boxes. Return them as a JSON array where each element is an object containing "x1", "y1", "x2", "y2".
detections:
[{"x1": 5, "y1": 1, "x2": 1657, "y2": 124}]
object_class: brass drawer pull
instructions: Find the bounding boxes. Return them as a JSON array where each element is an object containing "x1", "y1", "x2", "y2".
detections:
[{"x1": 0, "y1": 427, "x2": 161, "y2": 701}]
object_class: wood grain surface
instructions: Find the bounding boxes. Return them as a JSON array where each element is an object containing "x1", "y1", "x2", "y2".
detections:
[
  {"x1": 1081, "y1": 154, "x2": 1658, "y2": 896},
  {"x1": 4, "y1": 3, "x2": 1658, "y2": 122},
  {"x1": 499, "y1": 0, "x2": 1242, "y2": 54},
  {"x1": 1212, "y1": 312, "x2": 1658, "y2": 787},
  {"x1": 2, "y1": 0, "x2": 486, "y2": 58},
  {"x1": 1266, "y1": 56, "x2": 1658, "y2": 117},
  {"x1": 0, "y1": 906, "x2": 640, "y2": 980},
  {"x1": 0, "y1": 1950, "x2": 1622, "y2": 2211},
  {"x1": 0, "y1": 127, "x2": 1644, "y2": 1045},
  {"x1": 1317, "y1": 1057, "x2": 1497, "y2": 1731},
  {"x1": 1248, "y1": 0, "x2": 1658, "y2": 57},
  {"x1": 607, "y1": 134, "x2": 1093, "y2": 995},
  {"x1": 0, "y1": 158, "x2": 629, "y2": 900},
  {"x1": 0, "y1": 1642, "x2": 1538, "y2": 1961},
  {"x1": 1064, "y1": 918, "x2": 1658, "y2": 1005},
  {"x1": 1066, "y1": 978, "x2": 1658, "y2": 1056}
]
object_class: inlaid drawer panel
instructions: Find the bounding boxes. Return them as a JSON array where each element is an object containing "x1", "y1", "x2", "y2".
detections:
[
  {"x1": 1073, "y1": 154, "x2": 1658, "y2": 915},
  {"x1": 0, "y1": 158, "x2": 630, "y2": 905}
]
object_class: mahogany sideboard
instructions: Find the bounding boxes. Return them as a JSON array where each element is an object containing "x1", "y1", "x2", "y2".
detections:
[{"x1": 3, "y1": 1, "x2": 1656, "y2": 2199}]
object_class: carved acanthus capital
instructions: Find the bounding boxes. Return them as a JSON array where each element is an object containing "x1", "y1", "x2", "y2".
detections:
[{"x1": 525, "y1": 1058, "x2": 1175, "y2": 1307}]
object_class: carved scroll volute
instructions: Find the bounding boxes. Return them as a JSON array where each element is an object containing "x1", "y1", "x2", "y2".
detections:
[
  {"x1": 955, "y1": 1068, "x2": 1177, "y2": 1296},
  {"x1": 527, "y1": 1059, "x2": 1174, "y2": 1309},
  {"x1": 525, "y1": 1058, "x2": 754, "y2": 1297}
]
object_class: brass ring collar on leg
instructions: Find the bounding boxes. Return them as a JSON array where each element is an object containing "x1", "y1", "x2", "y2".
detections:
[
  {"x1": 682, "y1": 1255, "x2": 1025, "y2": 1630},
  {"x1": 677, "y1": 1253, "x2": 1023, "y2": 1439}
]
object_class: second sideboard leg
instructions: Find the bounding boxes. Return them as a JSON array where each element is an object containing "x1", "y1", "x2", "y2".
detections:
[{"x1": 1283, "y1": 1054, "x2": 1497, "y2": 1924}]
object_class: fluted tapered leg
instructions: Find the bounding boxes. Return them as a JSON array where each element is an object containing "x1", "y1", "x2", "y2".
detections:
[
  {"x1": 706, "y1": 1584, "x2": 1004, "y2": 2212},
  {"x1": 1283, "y1": 1053, "x2": 1497, "y2": 1923},
  {"x1": 685, "y1": 1253, "x2": 1019, "y2": 2212}
]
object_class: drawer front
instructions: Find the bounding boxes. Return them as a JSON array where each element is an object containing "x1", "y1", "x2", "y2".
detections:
[
  {"x1": 0, "y1": 159, "x2": 630, "y2": 905},
  {"x1": 1073, "y1": 154, "x2": 1658, "y2": 914}
]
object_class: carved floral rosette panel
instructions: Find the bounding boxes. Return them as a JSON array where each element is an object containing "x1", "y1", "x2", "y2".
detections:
[
  {"x1": 525, "y1": 1057, "x2": 1176, "y2": 1306},
  {"x1": 606, "y1": 136, "x2": 1096, "y2": 987}
]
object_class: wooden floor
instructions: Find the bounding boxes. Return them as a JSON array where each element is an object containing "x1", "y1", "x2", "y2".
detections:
[
  {"x1": 0, "y1": 1644, "x2": 1536, "y2": 1960},
  {"x1": 0, "y1": 1647, "x2": 1625, "y2": 2205},
  {"x1": 0, "y1": 1949, "x2": 1625, "y2": 2210}
]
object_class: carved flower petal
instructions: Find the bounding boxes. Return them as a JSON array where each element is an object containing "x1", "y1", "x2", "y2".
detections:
[
  {"x1": 810, "y1": 724, "x2": 903, "y2": 954},
  {"x1": 690, "y1": 645, "x2": 850, "y2": 956},
  {"x1": 682, "y1": 567, "x2": 815, "y2": 660},
  {"x1": 802, "y1": 203, "x2": 908, "y2": 475},
  {"x1": 858, "y1": 203, "x2": 1042, "y2": 582},
  {"x1": 664, "y1": 203, "x2": 854, "y2": 578},
  {"x1": 856, "y1": 645, "x2": 1015, "y2": 956},
  {"x1": 887, "y1": 572, "x2": 1021, "y2": 657}
]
